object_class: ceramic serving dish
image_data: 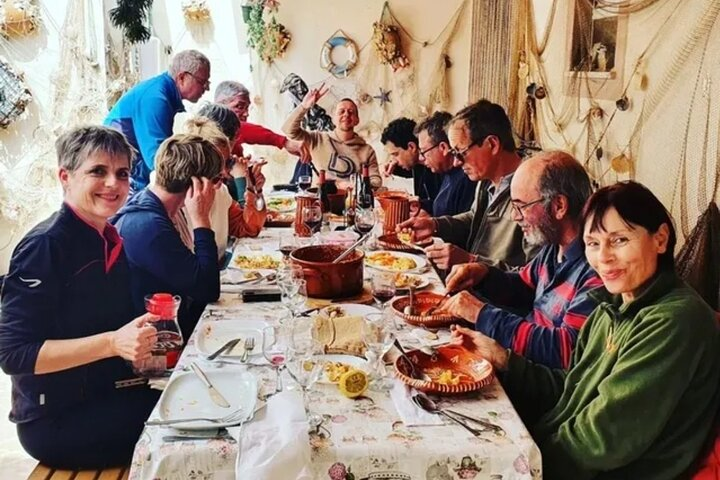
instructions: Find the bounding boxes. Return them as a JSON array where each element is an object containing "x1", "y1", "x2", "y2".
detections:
[{"x1": 391, "y1": 291, "x2": 455, "y2": 328}]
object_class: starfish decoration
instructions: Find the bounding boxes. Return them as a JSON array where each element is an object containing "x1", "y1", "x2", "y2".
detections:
[{"x1": 373, "y1": 88, "x2": 392, "y2": 106}]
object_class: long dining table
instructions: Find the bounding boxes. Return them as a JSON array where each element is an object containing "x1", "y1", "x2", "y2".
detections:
[{"x1": 128, "y1": 227, "x2": 542, "y2": 480}]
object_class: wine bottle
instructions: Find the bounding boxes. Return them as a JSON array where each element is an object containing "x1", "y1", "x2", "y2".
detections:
[
  {"x1": 357, "y1": 164, "x2": 374, "y2": 209},
  {"x1": 318, "y1": 169, "x2": 331, "y2": 213}
]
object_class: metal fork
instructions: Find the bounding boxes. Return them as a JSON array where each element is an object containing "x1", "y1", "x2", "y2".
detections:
[
  {"x1": 145, "y1": 409, "x2": 245, "y2": 426},
  {"x1": 241, "y1": 337, "x2": 255, "y2": 363}
]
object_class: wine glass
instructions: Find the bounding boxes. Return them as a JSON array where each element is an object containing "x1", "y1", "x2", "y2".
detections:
[
  {"x1": 354, "y1": 206, "x2": 375, "y2": 236},
  {"x1": 298, "y1": 175, "x2": 312, "y2": 194},
  {"x1": 279, "y1": 234, "x2": 298, "y2": 260},
  {"x1": 371, "y1": 271, "x2": 397, "y2": 311},
  {"x1": 287, "y1": 317, "x2": 324, "y2": 430},
  {"x1": 302, "y1": 204, "x2": 322, "y2": 238},
  {"x1": 262, "y1": 326, "x2": 290, "y2": 395},
  {"x1": 362, "y1": 312, "x2": 396, "y2": 391}
]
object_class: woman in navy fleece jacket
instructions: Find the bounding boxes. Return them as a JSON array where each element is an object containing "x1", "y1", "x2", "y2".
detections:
[{"x1": 0, "y1": 126, "x2": 159, "y2": 468}]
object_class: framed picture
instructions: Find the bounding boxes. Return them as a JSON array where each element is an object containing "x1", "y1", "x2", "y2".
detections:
[{"x1": 564, "y1": 0, "x2": 628, "y2": 99}]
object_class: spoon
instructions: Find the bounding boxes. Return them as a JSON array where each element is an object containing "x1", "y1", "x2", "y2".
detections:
[
  {"x1": 412, "y1": 392, "x2": 483, "y2": 436},
  {"x1": 403, "y1": 285, "x2": 416, "y2": 315},
  {"x1": 246, "y1": 164, "x2": 266, "y2": 211}
]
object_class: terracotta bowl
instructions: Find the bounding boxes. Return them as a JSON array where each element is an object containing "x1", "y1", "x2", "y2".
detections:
[
  {"x1": 393, "y1": 344, "x2": 494, "y2": 394},
  {"x1": 377, "y1": 233, "x2": 422, "y2": 253},
  {"x1": 391, "y1": 291, "x2": 455, "y2": 328}
]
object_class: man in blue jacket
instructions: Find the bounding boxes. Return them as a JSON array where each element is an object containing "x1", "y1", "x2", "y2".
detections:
[
  {"x1": 113, "y1": 134, "x2": 222, "y2": 341},
  {"x1": 105, "y1": 49, "x2": 211, "y2": 194}
]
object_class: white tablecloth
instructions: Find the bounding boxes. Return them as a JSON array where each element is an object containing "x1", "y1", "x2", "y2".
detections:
[{"x1": 129, "y1": 228, "x2": 542, "y2": 480}]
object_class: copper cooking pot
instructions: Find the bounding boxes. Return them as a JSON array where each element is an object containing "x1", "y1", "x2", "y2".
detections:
[{"x1": 290, "y1": 245, "x2": 364, "y2": 299}]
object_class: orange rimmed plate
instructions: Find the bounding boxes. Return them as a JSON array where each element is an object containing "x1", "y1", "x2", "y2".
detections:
[
  {"x1": 393, "y1": 344, "x2": 494, "y2": 394},
  {"x1": 377, "y1": 233, "x2": 428, "y2": 253},
  {"x1": 391, "y1": 291, "x2": 455, "y2": 328}
]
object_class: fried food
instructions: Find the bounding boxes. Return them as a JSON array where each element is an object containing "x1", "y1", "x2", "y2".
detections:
[
  {"x1": 367, "y1": 252, "x2": 417, "y2": 271},
  {"x1": 233, "y1": 254, "x2": 280, "y2": 270},
  {"x1": 324, "y1": 361, "x2": 353, "y2": 382},
  {"x1": 394, "y1": 273, "x2": 422, "y2": 288}
]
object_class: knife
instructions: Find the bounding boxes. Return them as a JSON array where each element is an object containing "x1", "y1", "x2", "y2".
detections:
[{"x1": 190, "y1": 362, "x2": 231, "y2": 408}]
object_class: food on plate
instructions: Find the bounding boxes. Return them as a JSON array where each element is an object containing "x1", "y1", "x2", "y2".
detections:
[
  {"x1": 394, "y1": 273, "x2": 422, "y2": 288},
  {"x1": 324, "y1": 361, "x2": 353, "y2": 383},
  {"x1": 397, "y1": 231, "x2": 413, "y2": 243},
  {"x1": 243, "y1": 270, "x2": 261, "y2": 280},
  {"x1": 366, "y1": 252, "x2": 417, "y2": 271},
  {"x1": 338, "y1": 369, "x2": 368, "y2": 398},
  {"x1": 267, "y1": 197, "x2": 295, "y2": 211},
  {"x1": 428, "y1": 368, "x2": 469, "y2": 386},
  {"x1": 233, "y1": 254, "x2": 280, "y2": 270}
]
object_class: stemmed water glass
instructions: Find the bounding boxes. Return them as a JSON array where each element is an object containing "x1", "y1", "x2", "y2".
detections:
[
  {"x1": 286, "y1": 316, "x2": 324, "y2": 430},
  {"x1": 371, "y1": 271, "x2": 397, "y2": 311},
  {"x1": 362, "y1": 312, "x2": 396, "y2": 391},
  {"x1": 277, "y1": 264, "x2": 304, "y2": 324},
  {"x1": 262, "y1": 326, "x2": 290, "y2": 396}
]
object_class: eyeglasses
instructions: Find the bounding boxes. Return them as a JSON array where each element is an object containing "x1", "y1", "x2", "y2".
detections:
[
  {"x1": 185, "y1": 71, "x2": 210, "y2": 89},
  {"x1": 419, "y1": 143, "x2": 440, "y2": 159},
  {"x1": 448, "y1": 142, "x2": 477, "y2": 163},
  {"x1": 511, "y1": 197, "x2": 546, "y2": 220}
]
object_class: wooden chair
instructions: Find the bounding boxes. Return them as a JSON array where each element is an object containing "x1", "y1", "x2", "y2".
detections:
[{"x1": 27, "y1": 464, "x2": 130, "y2": 480}]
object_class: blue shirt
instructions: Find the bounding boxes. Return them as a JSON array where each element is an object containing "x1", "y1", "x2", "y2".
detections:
[
  {"x1": 104, "y1": 72, "x2": 185, "y2": 191},
  {"x1": 432, "y1": 167, "x2": 477, "y2": 217}
]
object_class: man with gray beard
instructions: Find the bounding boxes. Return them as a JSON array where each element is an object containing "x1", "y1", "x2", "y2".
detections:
[{"x1": 440, "y1": 151, "x2": 603, "y2": 369}]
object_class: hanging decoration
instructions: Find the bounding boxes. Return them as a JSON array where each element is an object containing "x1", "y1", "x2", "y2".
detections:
[
  {"x1": 319, "y1": 30, "x2": 358, "y2": 78},
  {"x1": 0, "y1": 56, "x2": 32, "y2": 128},
  {"x1": 0, "y1": 0, "x2": 40, "y2": 39},
  {"x1": 182, "y1": 0, "x2": 211, "y2": 23},
  {"x1": 373, "y1": 87, "x2": 392, "y2": 107},
  {"x1": 372, "y1": 21, "x2": 409, "y2": 71},
  {"x1": 109, "y1": 0, "x2": 154, "y2": 44},
  {"x1": 244, "y1": 2, "x2": 291, "y2": 64}
]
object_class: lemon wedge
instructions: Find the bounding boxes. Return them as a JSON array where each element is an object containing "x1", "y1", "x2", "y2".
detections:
[{"x1": 338, "y1": 369, "x2": 368, "y2": 398}]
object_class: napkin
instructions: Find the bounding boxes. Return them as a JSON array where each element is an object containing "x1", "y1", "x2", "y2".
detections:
[
  {"x1": 312, "y1": 315, "x2": 366, "y2": 356},
  {"x1": 235, "y1": 390, "x2": 313, "y2": 480},
  {"x1": 390, "y1": 380, "x2": 443, "y2": 427}
]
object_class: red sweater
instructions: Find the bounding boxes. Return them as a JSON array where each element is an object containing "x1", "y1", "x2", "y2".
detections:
[{"x1": 232, "y1": 122, "x2": 286, "y2": 157}]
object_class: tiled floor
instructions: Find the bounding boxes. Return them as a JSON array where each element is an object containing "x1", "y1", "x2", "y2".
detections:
[{"x1": 0, "y1": 374, "x2": 35, "y2": 479}]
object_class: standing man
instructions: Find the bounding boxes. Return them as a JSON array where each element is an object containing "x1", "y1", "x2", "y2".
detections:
[
  {"x1": 414, "y1": 112, "x2": 477, "y2": 217},
  {"x1": 214, "y1": 80, "x2": 310, "y2": 162},
  {"x1": 104, "y1": 50, "x2": 211, "y2": 194},
  {"x1": 380, "y1": 117, "x2": 442, "y2": 214},
  {"x1": 399, "y1": 99, "x2": 536, "y2": 271},
  {"x1": 283, "y1": 84, "x2": 382, "y2": 188}
]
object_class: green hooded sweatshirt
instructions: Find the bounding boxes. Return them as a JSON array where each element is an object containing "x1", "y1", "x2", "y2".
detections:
[{"x1": 502, "y1": 271, "x2": 720, "y2": 479}]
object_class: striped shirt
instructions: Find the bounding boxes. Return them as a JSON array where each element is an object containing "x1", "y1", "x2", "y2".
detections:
[{"x1": 474, "y1": 236, "x2": 603, "y2": 369}]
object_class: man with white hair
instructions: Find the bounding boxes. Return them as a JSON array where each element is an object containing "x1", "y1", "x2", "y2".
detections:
[
  {"x1": 105, "y1": 49, "x2": 211, "y2": 194},
  {"x1": 214, "y1": 80, "x2": 310, "y2": 162}
]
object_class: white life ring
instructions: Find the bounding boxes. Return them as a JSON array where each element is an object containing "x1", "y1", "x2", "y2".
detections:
[{"x1": 320, "y1": 35, "x2": 358, "y2": 78}]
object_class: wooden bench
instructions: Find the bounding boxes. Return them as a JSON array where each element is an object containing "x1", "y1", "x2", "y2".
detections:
[{"x1": 27, "y1": 464, "x2": 129, "y2": 480}]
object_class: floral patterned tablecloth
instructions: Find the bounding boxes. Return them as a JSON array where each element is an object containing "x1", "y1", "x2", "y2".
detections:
[{"x1": 129, "y1": 229, "x2": 542, "y2": 480}]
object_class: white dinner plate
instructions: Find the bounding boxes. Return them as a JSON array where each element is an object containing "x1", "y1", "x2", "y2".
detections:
[
  {"x1": 365, "y1": 250, "x2": 427, "y2": 273},
  {"x1": 317, "y1": 354, "x2": 370, "y2": 384},
  {"x1": 229, "y1": 250, "x2": 283, "y2": 274},
  {"x1": 320, "y1": 304, "x2": 380, "y2": 318},
  {"x1": 266, "y1": 194, "x2": 297, "y2": 213},
  {"x1": 393, "y1": 273, "x2": 430, "y2": 293},
  {"x1": 157, "y1": 369, "x2": 257, "y2": 430},
  {"x1": 196, "y1": 319, "x2": 269, "y2": 358}
]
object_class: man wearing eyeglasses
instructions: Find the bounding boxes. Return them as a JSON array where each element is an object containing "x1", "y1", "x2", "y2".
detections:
[
  {"x1": 398, "y1": 100, "x2": 536, "y2": 272},
  {"x1": 105, "y1": 50, "x2": 212, "y2": 195},
  {"x1": 380, "y1": 117, "x2": 442, "y2": 214},
  {"x1": 441, "y1": 151, "x2": 603, "y2": 369}
]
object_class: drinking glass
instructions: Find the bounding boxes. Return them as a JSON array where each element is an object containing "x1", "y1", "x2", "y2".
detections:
[
  {"x1": 371, "y1": 271, "x2": 397, "y2": 310},
  {"x1": 354, "y1": 207, "x2": 375, "y2": 236},
  {"x1": 298, "y1": 175, "x2": 312, "y2": 194},
  {"x1": 287, "y1": 317, "x2": 324, "y2": 429},
  {"x1": 302, "y1": 204, "x2": 322, "y2": 240},
  {"x1": 279, "y1": 234, "x2": 298, "y2": 261},
  {"x1": 362, "y1": 312, "x2": 395, "y2": 391},
  {"x1": 262, "y1": 326, "x2": 290, "y2": 395}
]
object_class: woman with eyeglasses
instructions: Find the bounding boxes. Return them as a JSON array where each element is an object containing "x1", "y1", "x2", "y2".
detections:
[{"x1": 113, "y1": 134, "x2": 223, "y2": 341}]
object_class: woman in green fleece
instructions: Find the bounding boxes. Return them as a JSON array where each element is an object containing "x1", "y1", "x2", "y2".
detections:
[{"x1": 451, "y1": 181, "x2": 720, "y2": 479}]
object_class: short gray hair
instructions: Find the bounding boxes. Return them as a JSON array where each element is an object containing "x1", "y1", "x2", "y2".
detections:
[
  {"x1": 214, "y1": 80, "x2": 250, "y2": 103},
  {"x1": 534, "y1": 150, "x2": 593, "y2": 221},
  {"x1": 56, "y1": 125, "x2": 134, "y2": 172},
  {"x1": 169, "y1": 50, "x2": 210, "y2": 78}
]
